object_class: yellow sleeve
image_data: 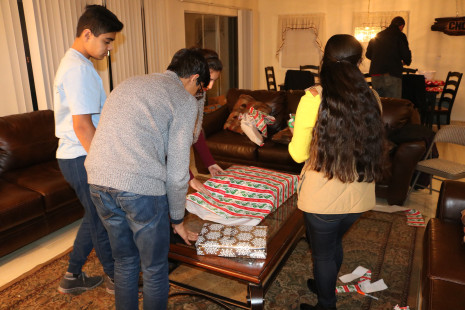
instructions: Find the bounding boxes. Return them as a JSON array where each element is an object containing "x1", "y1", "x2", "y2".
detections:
[{"x1": 288, "y1": 91, "x2": 321, "y2": 163}]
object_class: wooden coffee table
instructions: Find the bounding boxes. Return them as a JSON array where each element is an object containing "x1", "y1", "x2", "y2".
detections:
[{"x1": 168, "y1": 194, "x2": 304, "y2": 309}]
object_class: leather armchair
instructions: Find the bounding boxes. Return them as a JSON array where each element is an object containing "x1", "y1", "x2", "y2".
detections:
[
  {"x1": 421, "y1": 180, "x2": 465, "y2": 310},
  {"x1": 375, "y1": 97, "x2": 427, "y2": 205}
]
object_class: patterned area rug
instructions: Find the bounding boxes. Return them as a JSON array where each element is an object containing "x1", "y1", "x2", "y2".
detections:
[{"x1": 0, "y1": 211, "x2": 416, "y2": 310}]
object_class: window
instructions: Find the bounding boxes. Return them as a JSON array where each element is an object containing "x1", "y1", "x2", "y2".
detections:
[{"x1": 276, "y1": 14, "x2": 325, "y2": 69}]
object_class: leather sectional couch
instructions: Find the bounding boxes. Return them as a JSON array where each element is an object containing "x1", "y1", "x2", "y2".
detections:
[
  {"x1": 196, "y1": 88, "x2": 426, "y2": 205},
  {"x1": 421, "y1": 180, "x2": 465, "y2": 310},
  {"x1": 0, "y1": 110, "x2": 83, "y2": 257}
]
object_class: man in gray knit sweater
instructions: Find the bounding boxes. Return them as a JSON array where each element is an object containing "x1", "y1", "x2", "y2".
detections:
[{"x1": 85, "y1": 48, "x2": 210, "y2": 310}]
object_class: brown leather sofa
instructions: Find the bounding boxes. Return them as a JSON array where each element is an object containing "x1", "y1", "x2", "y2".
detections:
[
  {"x1": 421, "y1": 180, "x2": 465, "y2": 310},
  {"x1": 196, "y1": 88, "x2": 426, "y2": 205},
  {"x1": 0, "y1": 110, "x2": 83, "y2": 257}
]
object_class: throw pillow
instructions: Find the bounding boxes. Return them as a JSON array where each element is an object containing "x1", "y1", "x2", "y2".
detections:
[
  {"x1": 271, "y1": 127, "x2": 293, "y2": 144},
  {"x1": 223, "y1": 94, "x2": 272, "y2": 134},
  {"x1": 204, "y1": 95, "x2": 227, "y2": 114}
]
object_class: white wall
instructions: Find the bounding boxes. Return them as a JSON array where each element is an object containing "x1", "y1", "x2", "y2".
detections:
[{"x1": 257, "y1": 0, "x2": 465, "y2": 122}]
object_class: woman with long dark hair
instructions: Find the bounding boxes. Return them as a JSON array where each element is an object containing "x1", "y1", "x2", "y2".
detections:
[{"x1": 288, "y1": 34, "x2": 388, "y2": 310}]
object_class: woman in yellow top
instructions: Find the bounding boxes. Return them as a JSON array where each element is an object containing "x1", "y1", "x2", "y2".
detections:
[{"x1": 289, "y1": 34, "x2": 388, "y2": 310}]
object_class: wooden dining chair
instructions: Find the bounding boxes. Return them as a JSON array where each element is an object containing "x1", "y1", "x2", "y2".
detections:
[
  {"x1": 264, "y1": 66, "x2": 277, "y2": 91},
  {"x1": 434, "y1": 71, "x2": 463, "y2": 129}
]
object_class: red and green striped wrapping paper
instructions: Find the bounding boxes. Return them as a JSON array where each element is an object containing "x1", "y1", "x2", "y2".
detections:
[
  {"x1": 248, "y1": 107, "x2": 275, "y2": 138},
  {"x1": 404, "y1": 209, "x2": 426, "y2": 227},
  {"x1": 186, "y1": 165, "x2": 299, "y2": 226}
]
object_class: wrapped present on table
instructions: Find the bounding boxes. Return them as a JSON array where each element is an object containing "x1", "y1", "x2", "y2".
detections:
[
  {"x1": 425, "y1": 79, "x2": 445, "y2": 87},
  {"x1": 186, "y1": 165, "x2": 299, "y2": 226},
  {"x1": 195, "y1": 223, "x2": 267, "y2": 259}
]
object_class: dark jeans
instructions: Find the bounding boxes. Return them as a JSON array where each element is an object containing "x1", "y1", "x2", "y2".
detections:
[
  {"x1": 58, "y1": 156, "x2": 114, "y2": 279},
  {"x1": 304, "y1": 212, "x2": 362, "y2": 308},
  {"x1": 90, "y1": 185, "x2": 170, "y2": 310}
]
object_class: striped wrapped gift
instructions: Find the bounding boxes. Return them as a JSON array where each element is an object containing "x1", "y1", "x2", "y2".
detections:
[{"x1": 186, "y1": 165, "x2": 299, "y2": 226}]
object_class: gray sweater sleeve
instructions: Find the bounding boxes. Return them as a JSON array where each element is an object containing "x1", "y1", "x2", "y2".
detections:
[{"x1": 166, "y1": 96, "x2": 197, "y2": 223}]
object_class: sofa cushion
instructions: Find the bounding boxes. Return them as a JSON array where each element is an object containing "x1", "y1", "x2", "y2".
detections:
[
  {"x1": 425, "y1": 218, "x2": 465, "y2": 285},
  {"x1": 2, "y1": 161, "x2": 78, "y2": 213},
  {"x1": 0, "y1": 110, "x2": 57, "y2": 174},
  {"x1": 206, "y1": 131, "x2": 257, "y2": 161},
  {"x1": 0, "y1": 179, "x2": 44, "y2": 232},
  {"x1": 223, "y1": 94, "x2": 271, "y2": 134},
  {"x1": 226, "y1": 89, "x2": 287, "y2": 135},
  {"x1": 271, "y1": 127, "x2": 293, "y2": 144},
  {"x1": 257, "y1": 141, "x2": 297, "y2": 165}
]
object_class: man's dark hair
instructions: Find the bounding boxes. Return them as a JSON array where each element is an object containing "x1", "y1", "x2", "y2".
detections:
[
  {"x1": 76, "y1": 5, "x2": 123, "y2": 37},
  {"x1": 167, "y1": 48, "x2": 210, "y2": 87},
  {"x1": 390, "y1": 16, "x2": 405, "y2": 28}
]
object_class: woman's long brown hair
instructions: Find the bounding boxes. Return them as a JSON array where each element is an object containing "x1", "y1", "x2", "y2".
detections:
[{"x1": 307, "y1": 34, "x2": 388, "y2": 183}]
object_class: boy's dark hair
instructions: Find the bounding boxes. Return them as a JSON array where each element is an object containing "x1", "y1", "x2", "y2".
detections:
[
  {"x1": 76, "y1": 5, "x2": 123, "y2": 37},
  {"x1": 167, "y1": 48, "x2": 210, "y2": 88}
]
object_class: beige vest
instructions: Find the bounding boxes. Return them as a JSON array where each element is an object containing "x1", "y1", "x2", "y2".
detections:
[
  {"x1": 297, "y1": 165, "x2": 375, "y2": 214},
  {"x1": 296, "y1": 87, "x2": 380, "y2": 214}
]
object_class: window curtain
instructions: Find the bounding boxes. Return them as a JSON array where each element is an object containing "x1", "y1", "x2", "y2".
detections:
[
  {"x1": 238, "y1": 9, "x2": 253, "y2": 89},
  {"x1": 276, "y1": 14, "x2": 325, "y2": 59},
  {"x1": 281, "y1": 29, "x2": 322, "y2": 69},
  {"x1": 22, "y1": 0, "x2": 102, "y2": 110},
  {"x1": 106, "y1": 0, "x2": 146, "y2": 87},
  {"x1": 353, "y1": 11, "x2": 409, "y2": 33},
  {"x1": 144, "y1": 0, "x2": 171, "y2": 74},
  {"x1": 0, "y1": 0, "x2": 32, "y2": 115}
]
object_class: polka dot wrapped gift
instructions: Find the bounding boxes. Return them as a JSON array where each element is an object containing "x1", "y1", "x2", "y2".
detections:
[{"x1": 195, "y1": 223, "x2": 267, "y2": 259}]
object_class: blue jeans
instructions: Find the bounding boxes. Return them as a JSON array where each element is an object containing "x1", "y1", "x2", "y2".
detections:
[
  {"x1": 89, "y1": 185, "x2": 170, "y2": 310},
  {"x1": 58, "y1": 156, "x2": 114, "y2": 279},
  {"x1": 371, "y1": 74, "x2": 402, "y2": 98},
  {"x1": 304, "y1": 212, "x2": 362, "y2": 308}
]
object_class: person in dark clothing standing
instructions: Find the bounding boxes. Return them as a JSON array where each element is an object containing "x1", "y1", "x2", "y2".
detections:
[{"x1": 366, "y1": 16, "x2": 412, "y2": 98}]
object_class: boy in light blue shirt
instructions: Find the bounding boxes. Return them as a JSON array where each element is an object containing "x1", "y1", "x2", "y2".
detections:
[{"x1": 53, "y1": 5, "x2": 123, "y2": 294}]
